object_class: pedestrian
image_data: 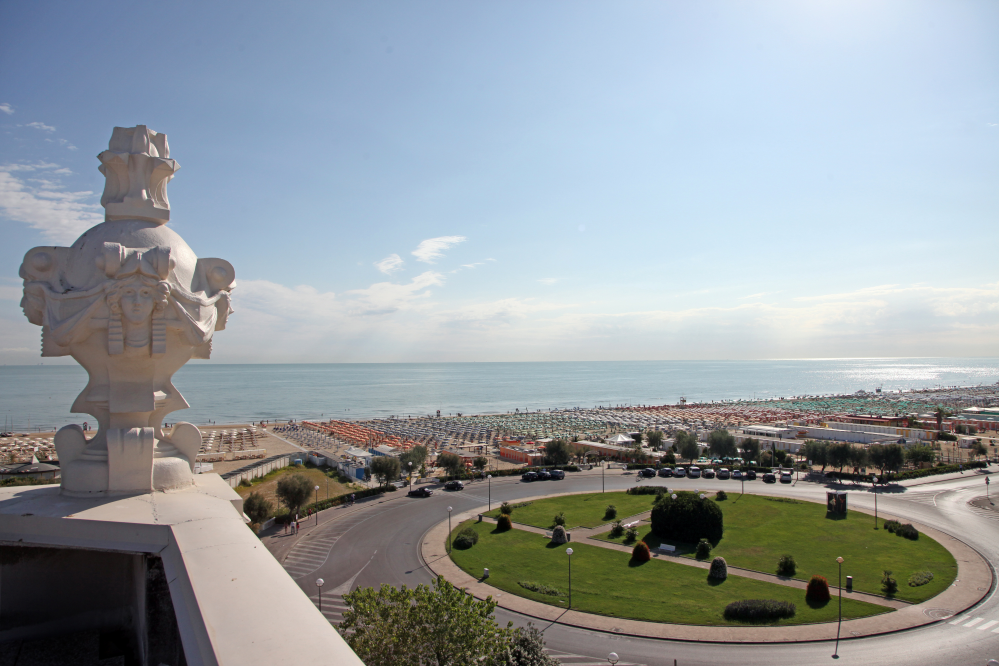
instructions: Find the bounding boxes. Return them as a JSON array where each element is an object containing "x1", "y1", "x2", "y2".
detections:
[{"x1": 284, "y1": 522, "x2": 288, "y2": 535}]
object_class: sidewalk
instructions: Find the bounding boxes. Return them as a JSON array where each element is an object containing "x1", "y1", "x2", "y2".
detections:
[{"x1": 425, "y1": 498, "x2": 992, "y2": 643}]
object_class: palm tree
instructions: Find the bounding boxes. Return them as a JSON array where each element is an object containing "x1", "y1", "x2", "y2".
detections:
[{"x1": 935, "y1": 407, "x2": 952, "y2": 431}]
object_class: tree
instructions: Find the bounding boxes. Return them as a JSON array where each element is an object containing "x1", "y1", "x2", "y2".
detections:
[
  {"x1": 827, "y1": 442, "x2": 852, "y2": 473},
  {"x1": 276, "y1": 474, "x2": 313, "y2": 515},
  {"x1": 631, "y1": 432, "x2": 644, "y2": 446},
  {"x1": 473, "y1": 456, "x2": 488, "y2": 473},
  {"x1": 651, "y1": 492, "x2": 724, "y2": 544},
  {"x1": 740, "y1": 437, "x2": 761, "y2": 464},
  {"x1": 675, "y1": 431, "x2": 700, "y2": 462},
  {"x1": 801, "y1": 440, "x2": 828, "y2": 471},
  {"x1": 339, "y1": 576, "x2": 511, "y2": 666},
  {"x1": 496, "y1": 624, "x2": 560, "y2": 666},
  {"x1": 905, "y1": 445, "x2": 935, "y2": 466},
  {"x1": 400, "y1": 445, "x2": 428, "y2": 474},
  {"x1": 646, "y1": 430, "x2": 665, "y2": 450},
  {"x1": 370, "y1": 456, "x2": 401, "y2": 486},
  {"x1": 935, "y1": 407, "x2": 952, "y2": 431},
  {"x1": 883, "y1": 443, "x2": 905, "y2": 475},
  {"x1": 542, "y1": 439, "x2": 572, "y2": 466},
  {"x1": 243, "y1": 491, "x2": 272, "y2": 525},
  {"x1": 707, "y1": 429, "x2": 737, "y2": 458},
  {"x1": 437, "y1": 452, "x2": 464, "y2": 478},
  {"x1": 868, "y1": 444, "x2": 888, "y2": 475},
  {"x1": 971, "y1": 440, "x2": 989, "y2": 461},
  {"x1": 847, "y1": 445, "x2": 868, "y2": 472}
]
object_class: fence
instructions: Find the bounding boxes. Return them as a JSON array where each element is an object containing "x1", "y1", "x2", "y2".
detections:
[{"x1": 222, "y1": 453, "x2": 298, "y2": 488}]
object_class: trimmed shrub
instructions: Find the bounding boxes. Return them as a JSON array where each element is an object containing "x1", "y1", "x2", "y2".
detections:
[
  {"x1": 805, "y1": 575, "x2": 830, "y2": 603},
  {"x1": 908, "y1": 571, "x2": 934, "y2": 587},
  {"x1": 695, "y1": 538, "x2": 712, "y2": 560},
  {"x1": 884, "y1": 520, "x2": 919, "y2": 540},
  {"x1": 453, "y1": 527, "x2": 479, "y2": 550},
  {"x1": 627, "y1": 485, "x2": 667, "y2": 495},
  {"x1": 609, "y1": 520, "x2": 624, "y2": 538},
  {"x1": 500, "y1": 501, "x2": 513, "y2": 515},
  {"x1": 776, "y1": 554, "x2": 797, "y2": 577},
  {"x1": 496, "y1": 514, "x2": 513, "y2": 531},
  {"x1": 243, "y1": 491, "x2": 273, "y2": 525},
  {"x1": 724, "y1": 599, "x2": 796, "y2": 622},
  {"x1": 882, "y1": 570, "x2": 898, "y2": 595},
  {"x1": 604, "y1": 505, "x2": 618, "y2": 520},
  {"x1": 553, "y1": 512, "x2": 566, "y2": 527},
  {"x1": 518, "y1": 581, "x2": 563, "y2": 596},
  {"x1": 625, "y1": 526, "x2": 639, "y2": 543},
  {"x1": 883, "y1": 519, "x2": 901, "y2": 532},
  {"x1": 632, "y1": 540, "x2": 651, "y2": 563},
  {"x1": 709, "y1": 556, "x2": 728, "y2": 580},
  {"x1": 715, "y1": 490, "x2": 728, "y2": 501},
  {"x1": 651, "y1": 492, "x2": 724, "y2": 544},
  {"x1": 551, "y1": 525, "x2": 568, "y2": 545}
]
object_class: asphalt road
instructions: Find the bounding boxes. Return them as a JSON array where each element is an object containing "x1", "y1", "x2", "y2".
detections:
[{"x1": 286, "y1": 469, "x2": 999, "y2": 666}]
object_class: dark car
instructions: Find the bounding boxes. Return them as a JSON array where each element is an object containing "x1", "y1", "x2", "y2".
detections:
[
  {"x1": 521, "y1": 471, "x2": 538, "y2": 482},
  {"x1": 640, "y1": 468, "x2": 657, "y2": 478},
  {"x1": 657, "y1": 468, "x2": 674, "y2": 478},
  {"x1": 408, "y1": 487, "x2": 434, "y2": 497},
  {"x1": 702, "y1": 468, "x2": 716, "y2": 479},
  {"x1": 549, "y1": 469, "x2": 565, "y2": 480},
  {"x1": 444, "y1": 480, "x2": 464, "y2": 491},
  {"x1": 745, "y1": 470, "x2": 757, "y2": 480},
  {"x1": 762, "y1": 473, "x2": 777, "y2": 483},
  {"x1": 537, "y1": 470, "x2": 552, "y2": 480}
]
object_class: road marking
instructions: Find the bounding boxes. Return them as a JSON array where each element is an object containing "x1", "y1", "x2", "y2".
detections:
[
  {"x1": 949, "y1": 614, "x2": 972, "y2": 625},
  {"x1": 963, "y1": 617, "x2": 984, "y2": 628},
  {"x1": 977, "y1": 620, "x2": 998, "y2": 631}
]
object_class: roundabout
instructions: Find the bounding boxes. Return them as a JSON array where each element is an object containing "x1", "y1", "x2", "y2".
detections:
[{"x1": 265, "y1": 465, "x2": 999, "y2": 665}]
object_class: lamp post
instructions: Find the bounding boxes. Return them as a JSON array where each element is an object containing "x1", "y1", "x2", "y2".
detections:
[
  {"x1": 314, "y1": 485, "x2": 320, "y2": 525},
  {"x1": 316, "y1": 578, "x2": 324, "y2": 612},
  {"x1": 872, "y1": 476, "x2": 879, "y2": 528},
  {"x1": 447, "y1": 506, "x2": 453, "y2": 553},
  {"x1": 408, "y1": 461, "x2": 413, "y2": 491},
  {"x1": 566, "y1": 547, "x2": 573, "y2": 608},
  {"x1": 487, "y1": 474, "x2": 492, "y2": 510},
  {"x1": 834, "y1": 556, "x2": 844, "y2": 658},
  {"x1": 602, "y1": 462, "x2": 605, "y2": 493},
  {"x1": 987, "y1": 476, "x2": 991, "y2": 500}
]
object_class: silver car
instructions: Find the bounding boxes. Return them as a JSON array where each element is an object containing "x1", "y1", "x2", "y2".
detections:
[{"x1": 673, "y1": 467, "x2": 687, "y2": 477}]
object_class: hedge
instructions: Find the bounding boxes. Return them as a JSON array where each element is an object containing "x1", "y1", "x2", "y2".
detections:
[{"x1": 724, "y1": 599, "x2": 796, "y2": 622}]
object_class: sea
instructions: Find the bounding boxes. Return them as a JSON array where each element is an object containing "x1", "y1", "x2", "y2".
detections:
[{"x1": 2, "y1": 358, "x2": 998, "y2": 432}]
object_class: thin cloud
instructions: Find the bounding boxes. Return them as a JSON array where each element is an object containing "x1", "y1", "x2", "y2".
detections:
[
  {"x1": 537, "y1": 278, "x2": 560, "y2": 285},
  {"x1": 374, "y1": 253, "x2": 404, "y2": 275},
  {"x1": 26, "y1": 121, "x2": 56, "y2": 132},
  {"x1": 0, "y1": 103, "x2": 13, "y2": 115},
  {"x1": 0, "y1": 164, "x2": 102, "y2": 243},
  {"x1": 412, "y1": 235, "x2": 466, "y2": 263},
  {"x1": 461, "y1": 262, "x2": 484, "y2": 269}
]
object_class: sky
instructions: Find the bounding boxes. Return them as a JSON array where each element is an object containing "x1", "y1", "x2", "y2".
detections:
[{"x1": 1, "y1": 1, "x2": 997, "y2": 364}]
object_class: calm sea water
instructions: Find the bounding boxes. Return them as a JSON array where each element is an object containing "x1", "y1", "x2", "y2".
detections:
[{"x1": 1, "y1": 358, "x2": 997, "y2": 432}]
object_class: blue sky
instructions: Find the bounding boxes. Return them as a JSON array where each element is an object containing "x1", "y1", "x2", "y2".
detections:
[{"x1": 1, "y1": 1, "x2": 996, "y2": 363}]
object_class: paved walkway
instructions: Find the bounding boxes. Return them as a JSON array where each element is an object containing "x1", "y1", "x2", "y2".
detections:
[{"x1": 424, "y1": 492, "x2": 993, "y2": 643}]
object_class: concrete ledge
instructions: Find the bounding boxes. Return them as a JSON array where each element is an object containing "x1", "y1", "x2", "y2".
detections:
[{"x1": 422, "y1": 492, "x2": 992, "y2": 643}]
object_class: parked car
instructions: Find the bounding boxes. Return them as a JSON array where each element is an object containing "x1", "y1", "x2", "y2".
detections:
[
  {"x1": 521, "y1": 471, "x2": 538, "y2": 482},
  {"x1": 674, "y1": 467, "x2": 687, "y2": 477},
  {"x1": 408, "y1": 487, "x2": 434, "y2": 497},
  {"x1": 537, "y1": 470, "x2": 552, "y2": 480},
  {"x1": 780, "y1": 472, "x2": 793, "y2": 484},
  {"x1": 549, "y1": 469, "x2": 565, "y2": 480},
  {"x1": 640, "y1": 468, "x2": 657, "y2": 478},
  {"x1": 717, "y1": 468, "x2": 731, "y2": 480},
  {"x1": 745, "y1": 469, "x2": 757, "y2": 480},
  {"x1": 762, "y1": 473, "x2": 777, "y2": 483},
  {"x1": 702, "y1": 468, "x2": 716, "y2": 479},
  {"x1": 688, "y1": 466, "x2": 702, "y2": 479},
  {"x1": 444, "y1": 480, "x2": 464, "y2": 491},
  {"x1": 731, "y1": 469, "x2": 743, "y2": 480},
  {"x1": 658, "y1": 468, "x2": 674, "y2": 478}
]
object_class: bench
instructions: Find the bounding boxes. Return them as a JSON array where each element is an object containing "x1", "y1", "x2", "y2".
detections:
[{"x1": 657, "y1": 544, "x2": 676, "y2": 554}]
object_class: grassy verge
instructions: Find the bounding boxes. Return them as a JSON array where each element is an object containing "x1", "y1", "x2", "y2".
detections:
[
  {"x1": 450, "y1": 520, "x2": 888, "y2": 626},
  {"x1": 234, "y1": 465, "x2": 357, "y2": 513},
  {"x1": 592, "y1": 493, "x2": 956, "y2": 603},
  {"x1": 482, "y1": 491, "x2": 655, "y2": 529}
]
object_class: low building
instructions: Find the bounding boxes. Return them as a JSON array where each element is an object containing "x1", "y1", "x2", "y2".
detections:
[
  {"x1": 572, "y1": 441, "x2": 645, "y2": 462},
  {"x1": 0, "y1": 456, "x2": 60, "y2": 482},
  {"x1": 499, "y1": 444, "x2": 545, "y2": 465},
  {"x1": 734, "y1": 434, "x2": 803, "y2": 453}
]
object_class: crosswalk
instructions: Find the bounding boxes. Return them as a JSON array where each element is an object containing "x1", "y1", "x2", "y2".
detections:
[
  {"x1": 281, "y1": 503, "x2": 386, "y2": 579},
  {"x1": 946, "y1": 613, "x2": 999, "y2": 633},
  {"x1": 895, "y1": 491, "x2": 939, "y2": 505},
  {"x1": 966, "y1": 496, "x2": 999, "y2": 521}
]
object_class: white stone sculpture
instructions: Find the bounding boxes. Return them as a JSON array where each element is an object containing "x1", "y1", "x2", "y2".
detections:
[{"x1": 19, "y1": 126, "x2": 235, "y2": 496}]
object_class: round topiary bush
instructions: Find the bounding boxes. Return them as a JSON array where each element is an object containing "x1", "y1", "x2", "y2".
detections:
[
  {"x1": 500, "y1": 502, "x2": 513, "y2": 515},
  {"x1": 651, "y1": 492, "x2": 723, "y2": 544},
  {"x1": 709, "y1": 556, "x2": 728, "y2": 580},
  {"x1": 551, "y1": 525, "x2": 568, "y2": 545},
  {"x1": 497, "y1": 514, "x2": 513, "y2": 531},
  {"x1": 453, "y1": 527, "x2": 479, "y2": 549},
  {"x1": 695, "y1": 538, "x2": 712, "y2": 560},
  {"x1": 632, "y1": 540, "x2": 651, "y2": 563},
  {"x1": 553, "y1": 512, "x2": 566, "y2": 527},
  {"x1": 610, "y1": 520, "x2": 624, "y2": 538},
  {"x1": 805, "y1": 575, "x2": 830, "y2": 603},
  {"x1": 715, "y1": 490, "x2": 727, "y2": 501},
  {"x1": 776, "y1": 554, "x2": 796, "y2": 577},
  {"x1": 604, "y1": 504, "x2": 617, "y2": 520}
]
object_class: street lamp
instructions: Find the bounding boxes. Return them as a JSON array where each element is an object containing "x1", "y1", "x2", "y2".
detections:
[
  {"x1": 408, "y1": 461, "x2": 413, "y2": 491},
  {"x1": 602, "y1": 462, "x2": 605, "y2": 493},
  {"x1": 448, "y1": 506, "x2": 453, "y2": 553},
  {"x1": 872, "y1": 476, "x2": 879, "y2": 529},
  {"x1": 314, "y1": 485, "x2": 320, "y2": 525},
  {"x1": 566, "y1": 547, "x2": 573, "y2": 608},
  {"x1": 487, "y1": 474, "x2": 492, "y2": 510},
  {"x1": 834, "y1": 556, "x2": 844, "y2": 658},
  {"x1": 607, "y1": 653, "x2": 619, "y2": 665},
  {"x1": 316, "y1": 578, "x2": 325, "y2": 612}
]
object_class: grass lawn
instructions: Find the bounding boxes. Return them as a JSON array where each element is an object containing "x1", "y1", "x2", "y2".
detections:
[
  {"x1": 592, "y1": 493, "x2": 956, "y2": 603},
  {"x1": 483, "y1": 491, "x2": 656, "y2": 529},
  {"x1": 234, "y1": 465, "x2": 357, "y2": 516},
  {"x1": 450, "y1": 520, "x2": 888, "y2": 626}
]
